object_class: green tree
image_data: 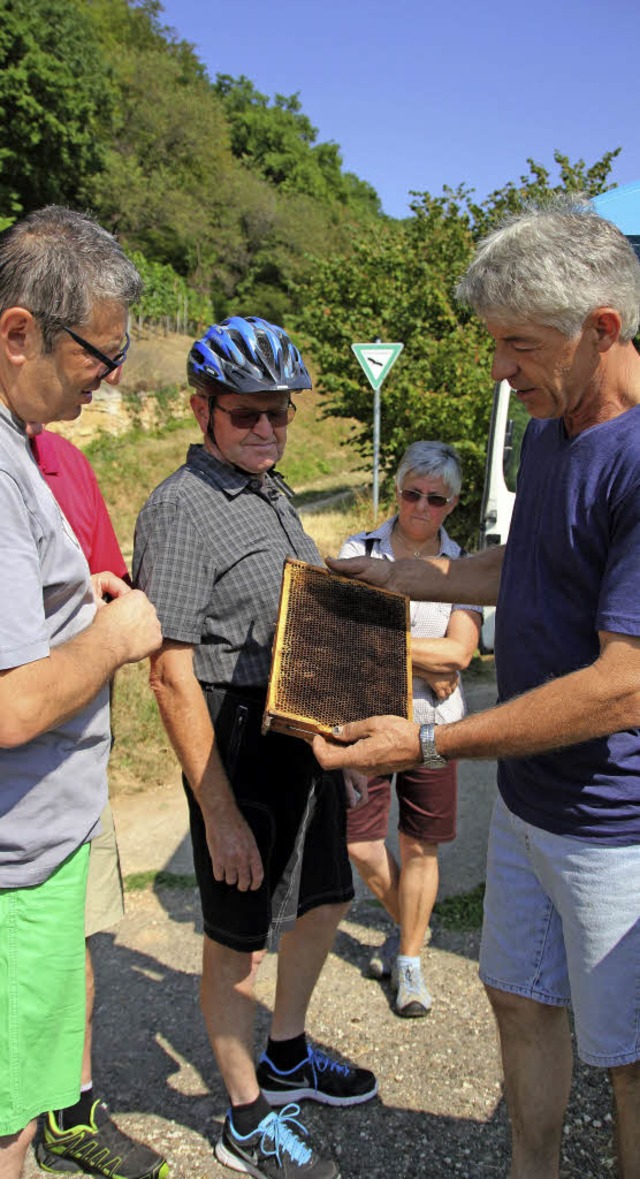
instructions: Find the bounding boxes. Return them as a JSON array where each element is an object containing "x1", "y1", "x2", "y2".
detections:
[
  {"x1": 468, "y1": 148, "x2": 622, "y2": 239},
  {"x1": 0, "y1": 0, "x2": 384, "y2": 321},
  {"x1": 298, "y1": 152, "x2": 619, "y2": 544},
  {"x1": 214, "y1": 74, "x2": 381, "y2": 215},
  {"x1": 0, "y1": 0, "x2": 112, "y2": 215}
]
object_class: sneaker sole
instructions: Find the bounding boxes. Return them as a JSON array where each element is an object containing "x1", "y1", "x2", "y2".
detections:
[
  {"x1": 215, "y1": 1137, "x2": 262, "y2": 1177},
  {"x1": 396, "y1": 1000, "x2": 432, "y2": 1018},
  {"x1": 216, "y1": 1135, "x2": 341, "y2": 1178},
  {"x1": 35, "y1": 1138, "x2": 169, "y2": 1179},
  {"x1": 261, "y1": 1079, "x2": 378, "y2": 1108}
]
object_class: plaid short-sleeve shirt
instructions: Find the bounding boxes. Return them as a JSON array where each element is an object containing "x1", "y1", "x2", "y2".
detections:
[{"x1": 133, "y1": 444, "x2": 320, "y2": 688}]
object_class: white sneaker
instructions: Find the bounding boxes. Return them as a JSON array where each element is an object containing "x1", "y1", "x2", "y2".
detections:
[
  {"x1": 368, "y1": 929, "x2": 400, "y2": 978},
  {"x1": 392, "y1": 960, "x2": 433, "y2": 1018}
]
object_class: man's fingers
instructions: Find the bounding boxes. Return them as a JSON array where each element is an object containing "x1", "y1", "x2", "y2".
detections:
[
  {"x1": 313, "y1": 733, "x2": 358, "y2": 769},
  {"x1": 235, "y1": 850, "x2": 264, "y2": 892},
  {"x1": 330, "y1": 720, "x2": 372, "y2": 743},
  {"x1": 325, "y1": 556, "x2": 364, "y2": 578},
  {"x1": 248, "y1": 852, "x2": 265, "y2": 891},
  {"x1": 325, "y1": 556, "x2": 387, "y2": 586},
  {"x1": 92, "y1": 571, "x2": 131, "y2": 600},
  {"x1": 213, "y1": 846, "x2": 264, "y2": 892}
]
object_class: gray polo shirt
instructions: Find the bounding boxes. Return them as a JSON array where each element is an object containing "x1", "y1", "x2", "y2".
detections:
[
  {"x1": 0, "y1": 404, "x2": 110, "y2": 888},
  {"x1": 133, "y1": 444, "x2": 320, "y2": 687}
]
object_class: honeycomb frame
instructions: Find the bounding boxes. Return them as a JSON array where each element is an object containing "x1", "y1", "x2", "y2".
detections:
[{"x1": 263, "y1": 558, "x2": 412, "y2": 738}]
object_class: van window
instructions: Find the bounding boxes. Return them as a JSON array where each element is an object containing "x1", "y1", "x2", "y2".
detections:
[{"x1": 503, "y1": 398, "x2": 529, "y2": 492}]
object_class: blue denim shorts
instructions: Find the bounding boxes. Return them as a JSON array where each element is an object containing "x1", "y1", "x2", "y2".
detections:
[{"x1": 479, "y1": 794, "x2": 640, "y2": 1068}]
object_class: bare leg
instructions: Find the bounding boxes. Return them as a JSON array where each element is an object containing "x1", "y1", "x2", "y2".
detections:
[
  {"x1": 82, "y1": 944, "x2": 94, "y2": 1088},
  {"x1": 610, "y1": 1061, "x2": 640, "y2": 1178},
  {"x1": 397, "y1": 834, "x2": 439, "y2": 957},
  {"x1": 200, "y1": 935, "x2": 265, "y2": 1106},
  {"x1": 0, "y1": 1121, "x2": 36, "y2": 1179},
  {"x1": 270, "y1": 902, "x2": 350, "y2": 1040},
  {"x1": 347, "y1": 839, "x2": 400, "y2": 924},
  {"x1": 486, "y1": 986, "x2": 572, "y2": 1178}
]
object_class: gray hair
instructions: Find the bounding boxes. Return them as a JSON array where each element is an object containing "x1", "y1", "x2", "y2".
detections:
[
  {"x1": 0, "y1": 206, "x2": 143, "y2": 350},
  {"x1": 456, "y1": 195, "x2": 640, "y2": 342},
  {"x1": 395, "y1": 441, "x2": 462, "y2": 498}
]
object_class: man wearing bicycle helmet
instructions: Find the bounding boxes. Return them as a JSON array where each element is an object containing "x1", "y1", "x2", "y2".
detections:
[{"x1": 133, "y1": 318, "x2": 377, "y2": 1178}]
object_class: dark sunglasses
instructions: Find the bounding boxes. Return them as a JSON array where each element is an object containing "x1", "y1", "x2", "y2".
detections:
[
  {"x1": 400, "y1": 488, "x2": 453, "y2": 508},
  {"x1": 214, "y1": 401, "x2": 296, "y2": 430},
  {"x1": 62, "y1": 327, "x2": 131, "y2": 377}
]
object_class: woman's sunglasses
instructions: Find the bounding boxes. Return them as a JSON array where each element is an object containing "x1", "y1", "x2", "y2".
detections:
[
  {"x1": 400, "y1": 489, "x2": 453, "y2": 508},
  {"x1": 214, "y1": 401, "x2": 296, "y2": 430}
]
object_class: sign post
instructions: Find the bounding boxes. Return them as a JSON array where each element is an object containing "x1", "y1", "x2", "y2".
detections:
[{"x1": 351, "y1": 340, "x2": 403, "y2": 523}]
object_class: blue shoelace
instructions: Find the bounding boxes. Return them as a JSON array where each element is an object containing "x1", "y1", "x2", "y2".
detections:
[
  {"x1": 309, "y1": 1047, "x2": 350, "y2": 1078},
  {"x1": 259, "y1": 1103, "x2": 312, "y2": 1165}
]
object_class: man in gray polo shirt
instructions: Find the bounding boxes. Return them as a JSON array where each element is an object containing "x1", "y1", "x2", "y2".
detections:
[{"x1": 0, "y1": 207, "x2": 162, "y2": 1179}]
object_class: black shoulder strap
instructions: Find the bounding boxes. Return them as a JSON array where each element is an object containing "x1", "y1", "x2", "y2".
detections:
[{"x1": 364, "y1": 535, "x2": 376, "y2": 557}]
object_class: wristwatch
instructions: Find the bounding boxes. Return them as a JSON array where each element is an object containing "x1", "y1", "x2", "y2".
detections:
[{"x1": 418, "y1": 723, "x2": 448, "y2": 768}]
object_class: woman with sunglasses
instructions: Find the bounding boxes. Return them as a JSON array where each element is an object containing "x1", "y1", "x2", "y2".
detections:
[{"x1": 339, "y1": 441, "x2": 482, "y2": 1017}]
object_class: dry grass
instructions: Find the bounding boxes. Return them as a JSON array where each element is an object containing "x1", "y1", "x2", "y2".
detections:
[
  {"x1": 301, "y1": 494, "x2": 380, "y2": 558},
  {"x1": 88, "y1": 340, "x2": 384, "y2": 794}
]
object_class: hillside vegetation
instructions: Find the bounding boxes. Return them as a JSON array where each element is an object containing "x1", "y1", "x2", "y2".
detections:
[{"x1": 0, "y1": 0, "x2": 624, "y2": 535}]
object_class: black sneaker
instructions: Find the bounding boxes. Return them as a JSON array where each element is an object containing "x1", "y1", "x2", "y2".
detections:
[
  {"x1": 35, "y1": 1099, "x2": 168, "y2": 1178},
  {"x1": 256, "y1": 1046, "x2": 378, "y2": 1108},
  {"x1": 215, "y1": 1102, "x2": 338, "y2": 1177}
]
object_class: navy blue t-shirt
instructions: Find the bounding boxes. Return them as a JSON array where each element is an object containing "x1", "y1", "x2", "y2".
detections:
[{"x1": 495, "y1": 405, "x2": 640, "y2": 844}]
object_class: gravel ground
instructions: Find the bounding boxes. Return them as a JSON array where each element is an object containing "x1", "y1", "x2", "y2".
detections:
[
  {"x1": 21, "y1": 671, "x2": 618, "y2": 1177},
  {"x1": 24, "y1": 886, "x2": 616, "y2": 1178}
]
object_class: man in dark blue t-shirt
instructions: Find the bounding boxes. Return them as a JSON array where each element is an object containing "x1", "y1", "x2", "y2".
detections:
[{"x1": 314, "y1": 197, "x2": 640, "y2": 1176}]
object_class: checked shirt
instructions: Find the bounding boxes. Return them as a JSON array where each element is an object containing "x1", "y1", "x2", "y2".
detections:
[{"x1": 133, "y1": 444, "x2": 320, "y2": 688}]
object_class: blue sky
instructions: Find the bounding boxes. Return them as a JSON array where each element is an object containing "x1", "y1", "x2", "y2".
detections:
[{"x1": 159, "y1": 0, "x2": 638, "y2": 220}]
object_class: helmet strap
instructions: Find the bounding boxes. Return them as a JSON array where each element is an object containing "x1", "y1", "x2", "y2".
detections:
[{"x1": 206, "y1": 398, "x2": 218, "y2": 449}]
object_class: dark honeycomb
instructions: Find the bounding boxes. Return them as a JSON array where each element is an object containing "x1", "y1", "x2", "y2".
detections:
[{"x1": 266, "y1": 560, "x2": 410, "y2": 734}]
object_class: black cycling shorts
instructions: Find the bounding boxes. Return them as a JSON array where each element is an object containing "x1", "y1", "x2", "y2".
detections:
[{"x1": 183, "y1": 684, "x2": 354, "y2": 953}]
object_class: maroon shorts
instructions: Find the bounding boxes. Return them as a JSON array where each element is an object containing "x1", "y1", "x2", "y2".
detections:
[{"x1": 346, "y1": 761, "x2": 458, "y2": 845}]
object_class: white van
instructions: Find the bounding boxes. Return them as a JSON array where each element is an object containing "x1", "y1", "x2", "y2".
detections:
[
  {"x1": 477, "y1": 182, "x2": 640, "y2": 651},
  {"x1": 477, "y1": 382, "x2": 527, "y2": 650}
]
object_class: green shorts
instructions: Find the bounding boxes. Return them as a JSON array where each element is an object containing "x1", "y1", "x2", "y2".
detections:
[{"x1": 0, "y1": 843, "x2": 89, "y2": 1136}]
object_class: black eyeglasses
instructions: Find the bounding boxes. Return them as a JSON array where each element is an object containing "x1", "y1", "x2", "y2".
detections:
[
  {"x1": 62, "y1": 327, "x2": 131, "y2": 377},
  {"x1": 214, "y1": 401, "x2": 296, "y2": 430},
  {"x1": 400, "y1": 489, "x2": 453, "y2": 508}
]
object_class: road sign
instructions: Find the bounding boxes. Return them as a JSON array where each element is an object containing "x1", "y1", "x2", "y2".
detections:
[{"x1": 352, "y1": 342, "x2": 403, "y2": 390}]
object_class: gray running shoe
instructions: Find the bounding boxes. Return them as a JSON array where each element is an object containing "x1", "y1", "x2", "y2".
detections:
[
  {"x1": 367, "y1": 929, "x2": 400, "y2": 979},
  {"x1": 393, "y1": 960, "x2": 433, "y2": 1018},
  {"x1": 215, "y1": 1102, "x2": 338, "y2": 1177}
]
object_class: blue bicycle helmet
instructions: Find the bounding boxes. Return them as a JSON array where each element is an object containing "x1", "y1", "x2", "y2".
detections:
[{"x1": 187, "y1": 316, "x2": 312, "y2": 395}]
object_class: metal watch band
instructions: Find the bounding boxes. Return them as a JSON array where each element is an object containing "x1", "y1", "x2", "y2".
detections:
[{"x1": 419, "y1": 722, "x2": 448, "y2": 768}]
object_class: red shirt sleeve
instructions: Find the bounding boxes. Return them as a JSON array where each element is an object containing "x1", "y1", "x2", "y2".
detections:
[{"x1": 31, "y1": 431, "x2": 129, "y2": 579}]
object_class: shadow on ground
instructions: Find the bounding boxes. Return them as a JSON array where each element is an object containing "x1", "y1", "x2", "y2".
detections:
[{"x1": 23, "y1": 888, "x2": 610, "y2": 1179}]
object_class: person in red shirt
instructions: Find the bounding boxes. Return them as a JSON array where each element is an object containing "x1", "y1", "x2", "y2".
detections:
[
  {"x1": 30, "y1": 428, "x2": 129, "y2": 581},
  {"x1": 29, "y1": 425, "x2": 167, "y2": 1179}
]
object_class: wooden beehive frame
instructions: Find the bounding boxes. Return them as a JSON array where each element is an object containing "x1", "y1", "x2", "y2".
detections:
[{"x1": 263, "y1": 558, "x2": 413, "y2": 738}]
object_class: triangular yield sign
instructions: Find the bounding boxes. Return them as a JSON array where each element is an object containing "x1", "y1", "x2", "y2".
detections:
[{"x1": 352, "y1": 342, "x2": 403, "y2": 390}]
